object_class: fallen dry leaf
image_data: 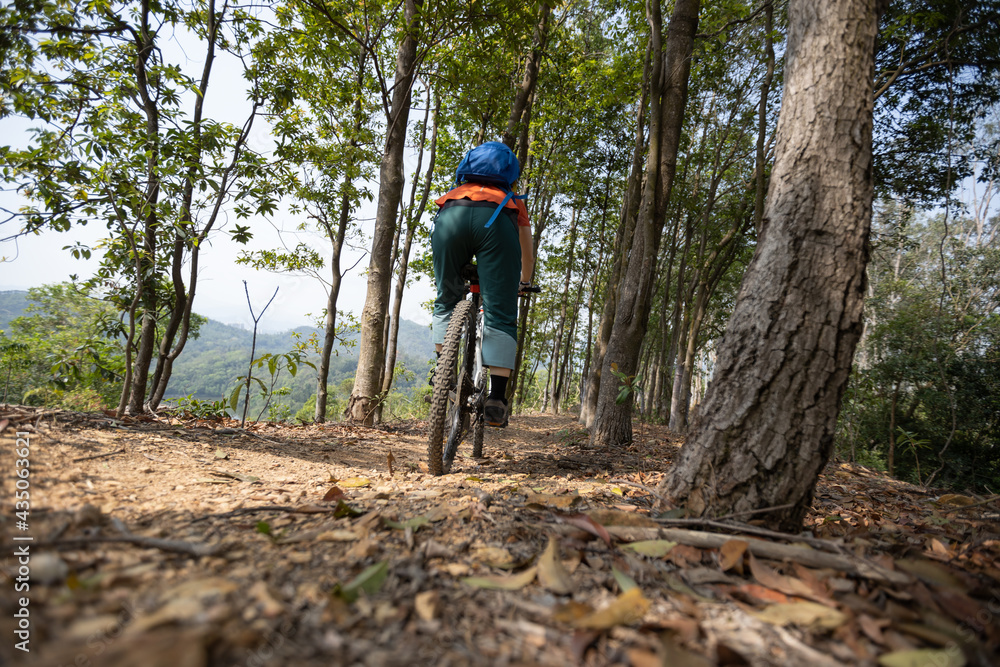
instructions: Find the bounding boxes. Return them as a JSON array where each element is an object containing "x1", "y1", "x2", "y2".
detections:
[
  {"x1": 553, "y1": 601, "x2": 594, "y2": 623},
  {"x1": 612, "y1": 566, "x2": 639, "y2": 593},
  {"x1": 877, "y1": 648, "x2": 966, "y2": 667},
  {"x1": 338, "y1": 476, "x2": 371, "y2": 489},
  {"x1": 471, "y1": 546, "x2": 516, "y2": 568},
  {"x1": 316, "y1": 529, "x2": 360, "y2": 542},
  {"x1": 622, "y1": 539, "x2": 677, "y2": 558},
  {"x1": 414, "y1": 590, "x2": 439, "y2": 621},
  {"x1": 749, "y1": 554, "x2": 822, "y2": 602},
  {"x1": 462, "y1": 566, "x2": 538, "y2": 591},
  {"x1": 525, "y1": 490, "x2": 582, "y2": 509},
  {"x1": 323, "y1": 486, "x2": 346, "y2": 502},
  {"x1": 752, "y1": 601, "x2": 848, "y2": 630},
  {"x1": 895, "y1": 558, "x2": 964, "y2": 590},
  {"x1": 935, "y1": 494, "x2": 974, "y2": 507},
  {"x1": 573, "y1": 588, "x2": 651, "y2": 630},
  {"x1": 719, "y1": 539, "x2": 748, "y2": 573},
  {"x1": 538, "y1": 537, "x2": 574, "y2": 594},
  {"x1": 563, "y1": 513, "x2": 614, "y2": 546}
]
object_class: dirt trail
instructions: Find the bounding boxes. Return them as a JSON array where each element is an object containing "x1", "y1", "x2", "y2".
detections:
[{"x1": 1, "y1": 408, "x2": 997, "y2": 666}]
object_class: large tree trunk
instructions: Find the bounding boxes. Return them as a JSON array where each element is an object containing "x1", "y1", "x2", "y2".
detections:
[
  {"x1": 347, "y1": 0, "x2": 421, "y2": 425},
  {"x1": 579, "y1": 50, "x2": 650, "y2": 427},
  {"x1": 663, "y1": 0, "x2": 878, "y2": 532},
  {"x1": 590, "y1": 0, "x2": 700, "y2": 447},
  {"x1": 379, "y1": 94, "x2": 439, "y2": 412}
]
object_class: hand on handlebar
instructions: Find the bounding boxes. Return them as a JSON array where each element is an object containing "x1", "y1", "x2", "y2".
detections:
[{"x1": 518, "y1": 281, "x2": 541, "y2": 296}]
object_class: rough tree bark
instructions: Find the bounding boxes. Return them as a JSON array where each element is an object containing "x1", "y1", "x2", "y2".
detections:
[
  {"x1": 663, "y1": 0, "x2": 879, "y2": 532},
  {"x1": 579, "y1": 47, "x2": 650, "y2": 428},
  {"x1": 347, "y1": 0, "x2": 421, "y2": 425},
  {"x1": 589, "y1": 0, "x2": 700, "y2": 447},
  {"x1": 124, "y1": 0, "x2": 162, "y2": 415},
  {"x1": 379, "y1": 93, "x2": 439, "y2": 411}
]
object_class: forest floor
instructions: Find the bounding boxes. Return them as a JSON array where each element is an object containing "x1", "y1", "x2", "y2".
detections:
[{"x1": 0, "y1": 406, "x2": 998, "y2": 667}]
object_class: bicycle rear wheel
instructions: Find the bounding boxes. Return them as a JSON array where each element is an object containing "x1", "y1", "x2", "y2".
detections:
[{"x1": 427, "y1": 299, "x2": 474, "y2": 475}]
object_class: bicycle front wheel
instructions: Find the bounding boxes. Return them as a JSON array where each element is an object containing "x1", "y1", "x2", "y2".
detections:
[{"x1": 427, "y1": 299, "x2": 474, "y2": 475}]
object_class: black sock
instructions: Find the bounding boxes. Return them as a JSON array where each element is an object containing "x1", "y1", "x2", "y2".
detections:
[{"x1": 490, "y1": 375, "x2": 509, "y2": 403}]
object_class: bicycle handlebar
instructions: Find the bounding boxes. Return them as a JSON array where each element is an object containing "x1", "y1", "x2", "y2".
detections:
[{"x1": 518, "y1": 285, "x2": 542, "y2": 296}]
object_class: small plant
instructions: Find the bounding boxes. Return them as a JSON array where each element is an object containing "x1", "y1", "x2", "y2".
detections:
[
  {"x1": 609, "y1": 362, "x2": 643, "y2": 406},
  {"x1": 896, "y1": 427, "x2": 932, "y2": 486},
  {"x1": 171, "y1": 394, "x2": 231, "y2": 420},
  {"x1": 230, "y1": 350, "x2": 315, "y2": 424}
]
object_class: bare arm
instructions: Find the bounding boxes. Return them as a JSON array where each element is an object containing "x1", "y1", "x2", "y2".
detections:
[{"x1": 518, "y1": 224, "x2": 534, "y2": 284}]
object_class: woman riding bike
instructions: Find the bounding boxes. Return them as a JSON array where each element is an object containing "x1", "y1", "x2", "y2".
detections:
[{"x1": 431, "y1": 142, "x2": 534, "y2": 427}]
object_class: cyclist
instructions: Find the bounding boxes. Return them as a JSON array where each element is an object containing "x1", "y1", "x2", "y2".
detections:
[{"x1": 431, "y1": 142, "x2": 534, "y2": 428}]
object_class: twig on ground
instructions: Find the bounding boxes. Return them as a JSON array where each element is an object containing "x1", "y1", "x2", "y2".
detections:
[
  {"x1": 189, "y1": 504, "x2": 342, "y2": 523},
  {"x1": 37, "y1": 535, "x2": 221, "y2": 557},
  {"x1": 600, "y1": 524, "x2": 911, "y2": 584},
  {"x1": 656, "y1": 517, "x2": 848, "y2": 555},
  {"x1": 72, "y1": 448, "x2": 126, "y2": 462},
  {"x1": 941, "y1": 495, "x2": 1000, "y2": 513}
]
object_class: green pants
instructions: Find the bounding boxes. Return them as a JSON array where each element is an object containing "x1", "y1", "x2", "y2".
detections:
[{"x1": 432, "y1": 200, "x2": 521, "y2": 369}]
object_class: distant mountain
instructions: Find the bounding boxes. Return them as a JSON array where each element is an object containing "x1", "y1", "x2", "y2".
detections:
[
  {"x1": 0, "y1": 291, "x2": 30, "y2": 332},
  {"x1": 0, "y1": 289, "x2": 435, "y2": 404}
]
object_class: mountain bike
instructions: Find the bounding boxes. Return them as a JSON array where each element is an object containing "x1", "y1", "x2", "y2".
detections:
[{"x1": 427, "y1": 263, "x2": 539, "y2": 475}]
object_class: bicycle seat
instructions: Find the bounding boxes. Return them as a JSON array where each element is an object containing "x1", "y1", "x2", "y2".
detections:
[{"x1": 460, "y1": 263, "x2": 479, "y2": 283}]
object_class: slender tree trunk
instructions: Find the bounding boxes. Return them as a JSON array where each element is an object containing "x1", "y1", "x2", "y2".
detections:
[
  {"x1": 754, "y1": 0, "x2": 776, "y2": 233},
  {"x1": 581, "y1": 44, "x2": 652, "y2": 428},
  {"x1": 314, "y1": 189, "x2": 352, "y2": 422},
  {"x1": 126, "y1": 0, "x2": 162, "y2": 415},
  {"x1": 504, "y1": 2, "x2": 550, "y2": 159},
  {"x1": 888, "y1": 380, "x2": 900, "y2": 476},
  {"x1": 558, "y1": 300, "x2": 579, "y2": 407},
  {"x1": 147, "y1": 2, "x2": 218, "y2": 409},
  {"x1": 315, "y1": 52, "x2": 370, "y2": 422},
  {"x1": 379, "y1": 94, "x2": 439, "y2": 412},
  {"x1": 654, "y1": 208, "x2": 683, "y2": 418},
  {"x1": 347, "y1": 0, "x2": 421, "y2": 425},
  {"x1": 549, "y1": 208, "x2": 578, "y2": 413},
  {"x1": 664, "y1": 0, "x2": 879, "y2": 532},
  {"x1": 508, "y1": 192, "x2": 550, "y2": 403},
  {"x1": 590, "y1": 0, "x2": 700, "y2": 447}
]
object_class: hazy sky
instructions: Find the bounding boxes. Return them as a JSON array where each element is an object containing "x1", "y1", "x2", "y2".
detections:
[{"x1": 0, "y1": 27, "x2": 435, "y2": 333}]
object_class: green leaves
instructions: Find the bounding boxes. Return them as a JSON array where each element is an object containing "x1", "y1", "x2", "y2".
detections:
[{"x1": 333, "y1": 561, "x2": 390, "y2": 602}]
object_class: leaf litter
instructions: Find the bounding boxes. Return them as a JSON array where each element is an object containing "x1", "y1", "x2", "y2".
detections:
[{"x1": 0, "y1": 407, "x2": 998, "y2": 666}]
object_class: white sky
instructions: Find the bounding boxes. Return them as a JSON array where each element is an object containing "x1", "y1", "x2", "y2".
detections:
[{"x1": 0, "y1": 28, "x2": 435, "y2": 333}]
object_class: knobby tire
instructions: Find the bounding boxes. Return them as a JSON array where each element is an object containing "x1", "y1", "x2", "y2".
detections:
[{"x1": 427, "y1": 299, "x2": 474, "y2": 475}]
